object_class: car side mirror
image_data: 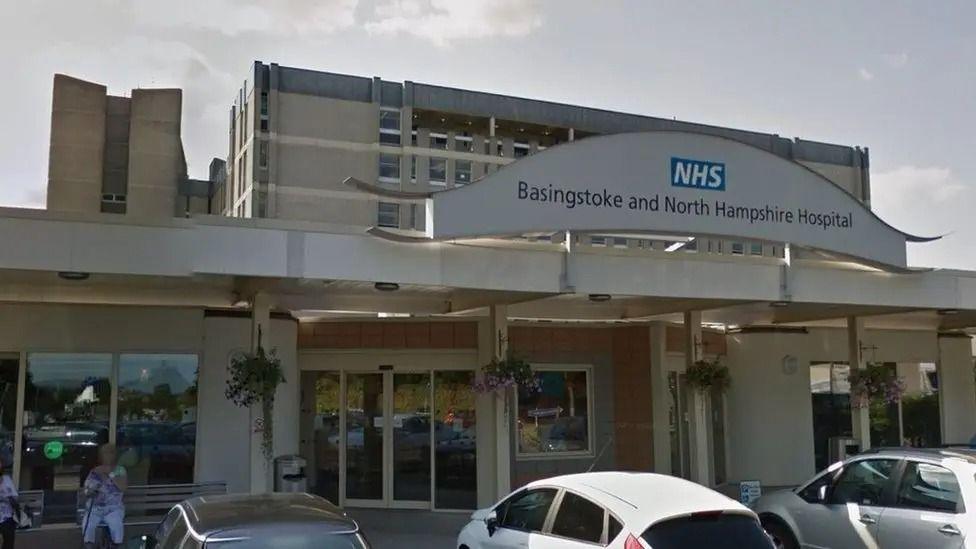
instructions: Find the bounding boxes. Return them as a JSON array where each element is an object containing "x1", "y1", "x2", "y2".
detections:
[
  {"x1": 817, "y1": 484, "x2": 829, "y2": 503},
  {"x1": 485, "y1": 510, "x2": 499, "y2": 537}
]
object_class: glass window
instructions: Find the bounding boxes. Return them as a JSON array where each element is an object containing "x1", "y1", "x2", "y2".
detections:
[
  {"x1": 260, "y1": 91, "x2": 268, "y2": 116},
  {"x1": 590, "y1": 236, "x2": 606, "y2": 247},
  {"x1": 379, "y1": 109, "x2": 400, "y2": 131},
  {"x1": 514, "y1": 142, "x2": 529, "y2": 158},
  {"x1": 21, "y1": 353, "x2": 112, "y2": 522},
  {"x1": 608, "y1": 515, "x2": 622, "y2": 543},
  {"x1": 259, "y1": 141, "x2": 268, "y2": 168},
  {"x1": 410, "y1": 156, "x2": 417, "y2": 181},
  {"x1": 429, "y1": 158, "x2": 446, "y2": 184},
  {"x1": 749, "y1": 242, "x2": 763, "y2": 255},
  {"x1": 377, "y1": 202, "x2": 400, "y2": 228},
  {"x1": 517, "y1": 370, "x2": 590, "y2": 455},
  {"x1": 641, "y1": 514, "x2": 772, "y2": 549},
  {"x1": 434, "y1": 371, "x2": 477, "y2": 509},
  {"x1": 455, "y1": 160, "x2": 471, "y2": 186},
  {"x1": 455, "y1": 136, "x2": 473, "y2": 152},
  {"x1": 551, "y1": 492, "x2": 605, "y2": 544},
  {"x1": 901, "y1": 363, "x2": 941, "y2": 448},
  {"x1": 379, "y1": 153, "x2": 400, "y2": 181},
  {"x1": 379, "y1": 132, "x2": 401, "y2": 146},
  {"x1": 117, "y1": 355, "x2": 198, "y2": 487},
  {"x1": 810, "y1": 362, "x2": 852, "y2": 471},
  {"x1": 896, "y1": 462, "x2": 961, "y2": 513},
  {"x1": 731, "y1": 242, "x2": 744, "y2": 255},
  {"x1": 612, "y1": 237, "x2": 628, "y2": 248},
  {"x1": 498, "y1": 488, "x2": 557, "y2": 532},
  {"x1": 797, "y1": 470, "x2": 836, "y2": 503},
  {"x1": 830, "y1": 459, "x2": 897, "y2": 506},
  {"x1": 430, "y1": 134, "x2": 448, "y2": 150}
]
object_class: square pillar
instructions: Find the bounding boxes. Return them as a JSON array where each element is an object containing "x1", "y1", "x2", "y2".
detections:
[
  {"x1": 250, "y1": 292, "x2": 272, "y2": 493},
  {"x1": 937, "y1": 333, "x2": 976, "y2": 444},
  {"x1": 649, "y1": 323, "x2": 671, "y2": 474},
  {"x1": 476, "y1": 305, "x2": 511, "y2": 506},
  {"x1": 684, "y1": 311, "x2": 711, "y2": 485},
  {"x1": 847, "y1": 316, "x2": 871, "y2": 451}
]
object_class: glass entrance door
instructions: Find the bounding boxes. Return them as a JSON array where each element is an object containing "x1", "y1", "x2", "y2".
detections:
[
  {"x1": 345, "y1": 372, "x2": 385, "y2": 504},
  {"x1": 302, "y1": 368, "x2": 476, "y2": 510}
]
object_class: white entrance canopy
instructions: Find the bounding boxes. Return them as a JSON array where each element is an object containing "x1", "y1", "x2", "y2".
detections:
[{"x1": 1, "y1": 208, "x2": 974, "y2": 330}]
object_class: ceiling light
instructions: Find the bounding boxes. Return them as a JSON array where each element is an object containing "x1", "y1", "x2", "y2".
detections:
[
  {"x1": 440, "y1": 117, "x2": 446, "y2": 123},
  {"x1": 374, "y1": 282, "x2": 400, "y2": 292},
  {"x1": 518, "y1": 128, "x2": 525, "y2": 132},
  {"x1": 588, "y1": 294, "x2": 612, "y2": 303},
  {"x1": 770, "y1": 301, "x2": 790, "y2": 308},
  {"x1": 58, "y1": 271, "x2": 90, "y2": 281},
  {"x1": 937, "y1": 308, "x2": 959, "y2": 316}
]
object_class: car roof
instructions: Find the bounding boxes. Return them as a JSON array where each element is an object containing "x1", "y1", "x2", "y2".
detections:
[
  {"x1": 859, "y1": 446, "x2": 976, "y2": 465},
  {"x1": 526, "y1": 472, "x2": 752, "y2": 530},
  {"x1": 179, "y1": 492, "x2": 358, "y2": 539}
]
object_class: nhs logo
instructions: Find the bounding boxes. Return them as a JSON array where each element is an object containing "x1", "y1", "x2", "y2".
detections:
[{"x1": 671, "y1": 157, "x2": 726, "y2": 191}]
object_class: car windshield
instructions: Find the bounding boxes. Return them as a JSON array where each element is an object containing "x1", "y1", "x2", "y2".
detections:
[
  {"x1": 207, "y1": 533, "x2": 369, "y2": 549},
  {"x1": 641, "y1": 513, "x2": 772, "y2": 549}
]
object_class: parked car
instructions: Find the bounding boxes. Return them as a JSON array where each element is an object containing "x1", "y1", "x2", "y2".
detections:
[
  {"x1": 457, "y1": 472, "x2": 773, "y2": 548},
  {"x1": 753, "y1": 447, "x2": 976, "y2": 549},
  {"x1": 129, "y1": 492, "x2": 370, "y2": 548}
]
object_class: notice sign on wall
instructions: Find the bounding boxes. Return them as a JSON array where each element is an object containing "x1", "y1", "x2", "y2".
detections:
[
  {"x1": 740, "y1": 480, "x2": 762, "y2": 506},
  {"x1": 426, "y1": 131, "x2": 935, "y2": 269}
]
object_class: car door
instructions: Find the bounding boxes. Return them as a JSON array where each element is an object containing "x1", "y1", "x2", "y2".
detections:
[
  {"x1": 483, "y1": 488, "x2": 559, "y2": 549},
  {"x1": 876, "y1": 460, "x2": 965, "y2": 549},
  {"x1": 796, "y1": 458, "x2": 897, "y2": 549},
  {"x1": 544, "y1": 490, "x2": 610, "y2": 548}
]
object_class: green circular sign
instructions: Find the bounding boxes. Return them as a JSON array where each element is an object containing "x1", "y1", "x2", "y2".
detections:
[{"x1": 43, "y1": 440, "x2": 64, "y2": 460}]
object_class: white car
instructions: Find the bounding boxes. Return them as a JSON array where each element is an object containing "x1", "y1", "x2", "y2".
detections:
[{"x1": 457, "y1": 472, "x2": 773, "y2": 548}]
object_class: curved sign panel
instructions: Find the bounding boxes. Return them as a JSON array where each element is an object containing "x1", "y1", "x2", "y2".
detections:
[{"x1": 429, "y1": 131, "x2": 933, "y2": 269}]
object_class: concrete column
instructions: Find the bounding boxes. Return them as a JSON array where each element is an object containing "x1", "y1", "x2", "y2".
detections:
[
  {"x1": 937, "y1": 334, "x2": 976, "y2": 444},
  {"x1": 847, "y1": 316, "x2": 871, "y2": 451},
  {"x1": 250, "y1": 292, "x2": 272, "y2": 493},
  {"x1": 491, "y1": 305, "x2": 510, "y2": 498},
  {"x1": 684, "y1": 311, "x2": 711, "y2": 485},
  {"x1": 649, "y1": 323, "x2": 671, "y2": 474}
]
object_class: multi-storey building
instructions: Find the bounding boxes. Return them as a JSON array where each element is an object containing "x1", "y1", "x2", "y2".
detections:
[
  {"x1": 46, "y1": 74, "x2": 214, "y2": 218},
  {"x1": 222, "y1": 61, "x2": 869, "y2": 256}
]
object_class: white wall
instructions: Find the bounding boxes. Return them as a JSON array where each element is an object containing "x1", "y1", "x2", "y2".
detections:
[
  {"x1": 938, "y1": 335, "x2": 976, "y2": 445},
  {"x1": 724, "y1": 327, "x2": 946, "y2": 487},
  {"x1": 197, "y1": 315, "x2": 298, "y2": 494}
]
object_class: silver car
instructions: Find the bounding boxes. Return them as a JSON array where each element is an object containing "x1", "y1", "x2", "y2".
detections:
[
  {"x1": 754, "y1": 448, "x2": 976, "y2": 549},
  {"x1": 129, "y1": 492, "x2": 370, "y2": 548}
]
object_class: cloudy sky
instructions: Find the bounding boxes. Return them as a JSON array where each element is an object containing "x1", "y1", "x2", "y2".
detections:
[{"x1": 2, "y1": 1, "x2": 973, "y2": 269}]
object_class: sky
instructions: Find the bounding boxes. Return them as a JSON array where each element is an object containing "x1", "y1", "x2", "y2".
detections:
[{"x1": 2, "y1": 0, "x2": 973, "y2": 269}]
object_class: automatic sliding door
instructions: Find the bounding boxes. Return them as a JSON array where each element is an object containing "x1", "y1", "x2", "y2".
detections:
[
  {"x1": 392, "y1": 373, "x2": 431, "y2": 505},
  {"x1": 346, "y1": 373, "x2": 384, "y2": 503}
]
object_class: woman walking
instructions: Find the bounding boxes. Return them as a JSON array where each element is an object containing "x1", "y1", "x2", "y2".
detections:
[{"x1": 0, "y1": 455, "x2": 17, "y2": 549}]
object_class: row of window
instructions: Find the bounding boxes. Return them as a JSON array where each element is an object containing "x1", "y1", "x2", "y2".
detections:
[
  {"x1": 379, "y1": 153, "x2": 471, "y2": 186},
  {"x1": 380, "y1": 107, "x2": 537, "y2": 157}
]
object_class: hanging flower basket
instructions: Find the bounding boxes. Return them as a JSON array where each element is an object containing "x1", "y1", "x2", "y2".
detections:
[
  {"x1": 225, "y1": 343, "x2": 286, "y2": 461},
  {"x1": 849, "y1": 363, "x2": 904, "y2": 408},
  {"x1": 685, "y1": 358, "x2": 731, "y2": 391},
  {"x1": 472, "y1": 355, "x2": 541, "y2": 395}
]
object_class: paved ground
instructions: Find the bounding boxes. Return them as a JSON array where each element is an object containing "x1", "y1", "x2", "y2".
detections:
[{"x1": 19, "y1": 509, "x2": 469, "y2": 548}]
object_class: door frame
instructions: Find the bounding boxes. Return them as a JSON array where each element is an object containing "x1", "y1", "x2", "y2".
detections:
[{"x1": 300, "y1": 350, "x2": 478, "y2": 510}]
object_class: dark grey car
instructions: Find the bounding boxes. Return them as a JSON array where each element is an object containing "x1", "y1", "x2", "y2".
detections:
[{"x1": 130, "y1": 492, "x2": 370, "y2": 548}]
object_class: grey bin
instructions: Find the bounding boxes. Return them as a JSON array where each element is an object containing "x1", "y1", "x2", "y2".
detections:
[{"x1": 274, "y1": 455, "x2": 308, "y2": 493}]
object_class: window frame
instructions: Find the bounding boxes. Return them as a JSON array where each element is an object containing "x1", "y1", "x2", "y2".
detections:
[
  {"x1": 377, "y1": 202, "x2": 400, "y2": 229},
  {"x1": 515, "y1": 364, "x2": 596, "y2": 460},
  {"x1": 378, "y1": 153, "x2": 400, "y2": 183},
  {"x1": 891, "y1": 459, "x2": 965, "y2": 514},
  {"x1": 454, "y1": 160, "x2": 472, "y2": 186},
  {"x1": 428, "y1": 157, "x2": 447, "y2": 185}
]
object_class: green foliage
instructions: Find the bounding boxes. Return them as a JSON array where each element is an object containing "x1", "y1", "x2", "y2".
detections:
[
  {"x1": 225, "y1": 345, "x2": 286, "y2": 461},
  {"x1": 849, "y1": 363, "x2": 904, "y2": 408},
  {"x1": 685, "y1": 359, "x2": 731, "y2": 391},
  {"x1": 473, "y1": 355, "x2": 540, "y2": 394}
]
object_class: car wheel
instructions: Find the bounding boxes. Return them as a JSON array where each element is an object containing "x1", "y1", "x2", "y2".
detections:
[{"x1": 761, "y1": 518, "x2": 798, "y2": 549}]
